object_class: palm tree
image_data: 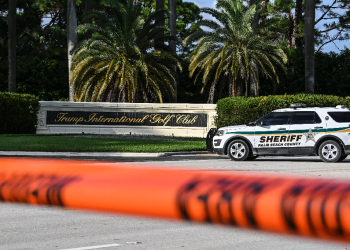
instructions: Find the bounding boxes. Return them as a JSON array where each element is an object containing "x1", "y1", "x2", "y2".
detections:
[
  {"x1": 184, "y1": 0, "x2": 287, "y2": 102},
  {"x1": 70, "y1": 0, "x2": 180, "y2": 103},
  {"x1": 304, "y1": 0, "x2": 315, "y2": 94},
  {"x1": 67, "y1": 0, "x2": 77, "y2": 102},
  {"x1": 168, "y1": 0, "x2": 177, "y2": 102},
  {"x1": 8, "y1": 0, "x2": 16, "y2": 92}
]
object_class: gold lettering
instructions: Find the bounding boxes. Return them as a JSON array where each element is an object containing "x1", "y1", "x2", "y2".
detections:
[
  {"x1": 141, "y1": 115, "x2": 149, "y2": 123},
  {"x1": 85, "y1": 113, "x2": 98, "y2": 122},
  {"x1": 190, "y1": 115, "x2": 198, "y2": 124},
  {"x1": 149, "y1": 114, "x2": 161, "y2": 123},
  {"x1": 176, "y1": 115, "x2": 186, "y2": 124},
  {"x1": 162, "y1": 114, "x2": 175, "y2": 126},
  {"x1": 76, "y1": 117, "x2": 84, "y2": 124},
  {"x1": 55, "y1": 113, "x2": 68, "y2": 122},
  {"x1": 54, "y1": 113, "x2": 84, "y2": 124},
  {"x1": 97, "y1": 116, "x2": 104, "y2": 122},
  {"x1": 176, "y1": 115, "x2": 198, "y2": 125}
]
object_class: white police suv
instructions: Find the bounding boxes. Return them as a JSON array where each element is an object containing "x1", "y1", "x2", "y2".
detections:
[{"x1": 209, "y1": 104, "x2": 350, "y2": 162}]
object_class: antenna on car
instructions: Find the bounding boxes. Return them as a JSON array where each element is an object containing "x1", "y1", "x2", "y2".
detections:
[{"x1": 290, "y1": 103, "x2": 306, "y2": 109}]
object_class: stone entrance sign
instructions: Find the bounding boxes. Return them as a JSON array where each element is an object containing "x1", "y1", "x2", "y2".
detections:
[{"x1": 37, "y1": 102, "x2": 217, "y2": 137}]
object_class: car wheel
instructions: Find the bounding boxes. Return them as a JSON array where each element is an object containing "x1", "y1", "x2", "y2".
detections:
[
  {"x1": 337, "y1": 155, "x2": 348, "y2": 162},
  {"x1": 227, "y1": 140, "x2": 250, "y2": 161},
  {"x1": 318, "y1": 140, "x2": 342, "y2": 163}
]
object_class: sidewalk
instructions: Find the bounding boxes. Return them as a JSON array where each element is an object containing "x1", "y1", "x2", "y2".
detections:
[{"x1": 0, "y1": 151, "x2": 211, "y2": 158}]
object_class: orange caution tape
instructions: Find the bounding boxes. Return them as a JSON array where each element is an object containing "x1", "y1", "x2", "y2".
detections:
[{"x1": 1, "y1": 158, "x2": 350, "y2": 243}]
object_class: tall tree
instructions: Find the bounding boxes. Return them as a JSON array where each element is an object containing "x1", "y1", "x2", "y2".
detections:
[
  {"x1": 67, "y1": 0, "x2": 78, "y2": 101},
  {"x1": 305, "y1": 0, "x2": 315, "y2": 94},
  {"x1": 292, "y1": 0, "x2": 302, "y2": 48},
  {"x1": 155, "y1": 0, "x2": 165, "y2": 50},
  {"x1": 71, "y1": 0, "x2": 181, "y2": 103},
  {"x1": 8, "y1": 0, "x2": 16, "y2": 92},
  {"x1": 248, "y1": 0, "x2": 260, "y2": 97},
  {"x1": 184, "y1": 0, "x2": 287, "y2": 103},
  {"x1": 168, "y1": 0, "x2": 177, "y2": 102},
  {"x1": 85, "y1": 0, "x2": 93, "y2": 39}
]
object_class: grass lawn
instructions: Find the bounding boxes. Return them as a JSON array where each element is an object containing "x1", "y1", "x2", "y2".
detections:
[{"x1": 0, "y1": 135, "x2": 206, "y2": 152}]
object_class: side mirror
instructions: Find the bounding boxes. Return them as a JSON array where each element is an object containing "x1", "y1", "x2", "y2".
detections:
[
  {"x1": 259, "y1": 121, "x2": 264, "y2": 126},
  {"x1": 248, "y1": 122, "x2": 255, "y2": 126}
]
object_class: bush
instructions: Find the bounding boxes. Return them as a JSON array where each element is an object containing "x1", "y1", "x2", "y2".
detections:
[
  {"x1": 215, "y1": 94, "x2": 350, "y2": 128},
  {"x1": 0, "y1": 92, "x2": 40, "y2": 134}
]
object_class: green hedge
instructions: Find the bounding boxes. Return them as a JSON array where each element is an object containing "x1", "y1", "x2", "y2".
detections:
[
  {"x1": 0, "y1": 92, "x2": 40, "y2": 134},
  {"x1": 215, "y1": 94, "x2": 350, "y2": 128}
]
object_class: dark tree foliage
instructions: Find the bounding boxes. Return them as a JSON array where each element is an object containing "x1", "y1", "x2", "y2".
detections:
[
  {"x1": 0, "y1": 56, "x2": 68, "y2": 100},
  {"x1": 259, "y1": 48, "x2": 350, "y2": 97}
]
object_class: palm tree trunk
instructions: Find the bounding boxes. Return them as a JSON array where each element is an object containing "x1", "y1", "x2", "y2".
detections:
[
  {"x1": 292, "y1": 0, "x2": 302, "y2": 48},
  {"x1": 249, "y1": 65, "x2": 259, "y2": 97},
  {"x1": 249, "y1": 0, "x2": 260, "y2": 97},
  {"x1": 305, "y1": 0, "x2": 315, "y2": 94},
  {"x1": 67, "y1": 0, "x2": 78, "y2": 101},
  {"x1": 228, "y1": 73, "x2": 233, "y2": 97},
  {"x1": 155, "y1": 0, "x2": 165, "y2": 51},
  {"x1": 85, "y1": 0, "x2": 93, "y2": 39},
  {"x1": 168, "y1": 0, "x2": 177, "y2": 102},
  {"x1": 207, "y1": 80, "x2": 217, "y2": 104},
  {"x1": 232, "y1": 76, "x2": 243, "y2": 97},
  {"x1": 8, "y1": 0, "x2": 16, "y2": 92}
]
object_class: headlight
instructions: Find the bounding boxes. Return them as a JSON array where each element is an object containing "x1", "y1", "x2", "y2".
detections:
[{"x1": 216, "y1": 129, "x2": 227, "y2": 136}]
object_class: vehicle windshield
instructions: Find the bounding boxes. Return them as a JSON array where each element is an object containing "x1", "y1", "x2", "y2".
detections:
[{"x1": 253, "y1": 112, "x2": 273, "y2": 125}]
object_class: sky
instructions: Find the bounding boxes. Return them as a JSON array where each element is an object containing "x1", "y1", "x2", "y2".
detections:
[{"x1": 183, "y1": 0, "x2": 348, "y2": 53}]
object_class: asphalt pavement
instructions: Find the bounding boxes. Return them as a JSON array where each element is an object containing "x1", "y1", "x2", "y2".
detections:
[{"x1": 2, "y1": 155, "x2": 350, "y2": 250}]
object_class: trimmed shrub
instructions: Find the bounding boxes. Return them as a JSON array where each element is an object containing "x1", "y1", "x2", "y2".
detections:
[
  {"x1": 215, "y1": 94, "x2": 350, "y2": 128},
  {"x1": 0, "y1": 92, "x2": 40, "y2": 134}
]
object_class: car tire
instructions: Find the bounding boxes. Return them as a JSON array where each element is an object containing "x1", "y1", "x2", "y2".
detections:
[
  {"x1": 337, "y1": 155, "x2": 348, "y2": 162},
  {"x1": 227, "y1": 139, "x2": 250, "y2": 161},
  {"x1": 318, "y1": 140, "x2": 342, "y2": 163},
  {"x1": 247, "y1": 155, "x2": 259, "y2": 160}
]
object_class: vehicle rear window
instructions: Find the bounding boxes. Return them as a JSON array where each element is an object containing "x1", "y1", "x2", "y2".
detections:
[
  {"x1": 291, "y1": 111, "x2": 322, "y2": 124},
  {"x1": 328, "y1": 112, "x2": 350, "y2": 123}
]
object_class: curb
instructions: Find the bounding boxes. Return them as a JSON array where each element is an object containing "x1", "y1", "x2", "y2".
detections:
[{"x1": 0, "y1": 151, "x2": 211, "y2": 158}]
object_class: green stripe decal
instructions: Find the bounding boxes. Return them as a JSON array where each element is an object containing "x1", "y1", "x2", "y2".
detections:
[{"x1": 226, "y1": 127, "x2": 348, "y2": 136}]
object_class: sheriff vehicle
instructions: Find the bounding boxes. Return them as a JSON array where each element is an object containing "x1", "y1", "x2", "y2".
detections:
[{"x1": 209, "y1": 104, "x2": 350, "y2": 163}]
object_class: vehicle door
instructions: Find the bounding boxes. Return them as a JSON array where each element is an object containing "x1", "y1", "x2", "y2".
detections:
[
  {"x1": 326, "y1": 111, "x2": 350, "y2": 148},
  {"x1": 288, "y1": 111, "x2": 325, "y2": 155},
  {"x1": 254, "y1": 112, "x2": 292, "y2": 155}
]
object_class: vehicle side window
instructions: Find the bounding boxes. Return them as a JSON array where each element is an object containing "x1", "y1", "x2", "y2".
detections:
[
  {"x1": 262, "y1": 112, "x2": 291, "y2": 126},
  {"x1": 328, "y1": 112, "x2": 350, "y2": 122},
  {"x1": 291, "y1": 111, "x2": 321, "y2": 124}
]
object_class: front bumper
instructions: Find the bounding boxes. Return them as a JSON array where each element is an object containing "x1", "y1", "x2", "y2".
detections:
[
  {"x1": 213, "y1": 147, "x2": 225, "y2": 155},
  {"x1": 345, "y1": 145, "x2": 350, "y2": 155}
]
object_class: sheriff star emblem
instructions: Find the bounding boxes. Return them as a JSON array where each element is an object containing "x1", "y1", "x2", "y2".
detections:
[{"x1": 303, "y1": 129, "x2": 317, "y2": 143}]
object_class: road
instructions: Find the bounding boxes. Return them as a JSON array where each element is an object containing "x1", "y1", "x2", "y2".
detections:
[{"x1": 1, "y1": 155, "x2": 350, "y2": 250}]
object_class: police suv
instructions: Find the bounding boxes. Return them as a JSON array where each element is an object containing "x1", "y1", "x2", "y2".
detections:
[{"x1": 209, "y1": 104, "x2": 350, "y2": 163}]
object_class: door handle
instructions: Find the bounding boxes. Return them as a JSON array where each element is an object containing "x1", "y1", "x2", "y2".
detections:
[
  {"x1": 314, "y1": 126, "x2": 323, "y2": 129},
  {"x1": 277, "y1": 128, "x2": 286, "y2": 130}
]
